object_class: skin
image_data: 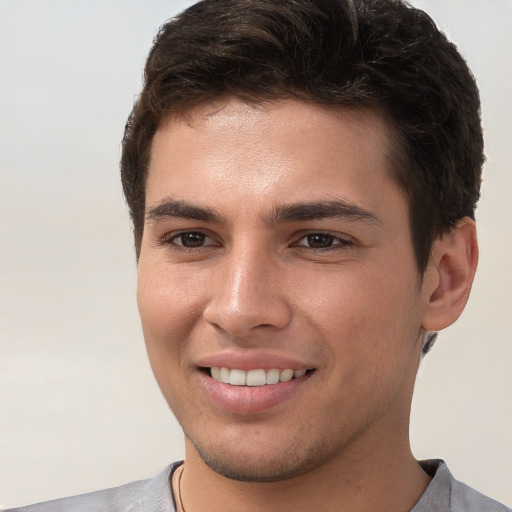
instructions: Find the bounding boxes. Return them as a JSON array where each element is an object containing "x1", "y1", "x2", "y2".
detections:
[{"x1": 137, "y1": 97, "x2": 478, "y2": 512}]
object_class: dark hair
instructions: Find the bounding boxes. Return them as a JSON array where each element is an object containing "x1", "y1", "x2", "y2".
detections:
[{"x1": 121, "y1": 0, "x2": 484, "y2": 273}]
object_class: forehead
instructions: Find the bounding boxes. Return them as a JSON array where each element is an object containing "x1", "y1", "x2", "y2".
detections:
[{"x1": 146, "y1": 97, "x2": 402, "y2": 216}]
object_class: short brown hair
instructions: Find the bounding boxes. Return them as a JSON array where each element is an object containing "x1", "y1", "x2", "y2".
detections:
[{"x1": 121, "y1": 0, "x2": 484, "y2": 273}]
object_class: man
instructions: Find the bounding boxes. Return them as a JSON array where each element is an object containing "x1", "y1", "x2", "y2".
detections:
[{"x1": 7, "y1": 0, "x2": 510, "y2": 511}]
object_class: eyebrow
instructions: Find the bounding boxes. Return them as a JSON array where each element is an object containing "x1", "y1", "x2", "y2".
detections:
[
  {"x1": 267, "y1": 200, "x2": 380, "y2": 226},
  {"x1": 145, "y1": 198, "x2": 380, "y2": 226},
  {"x1": 145, "y1": 200, "x2": 223, "y2": 223}
]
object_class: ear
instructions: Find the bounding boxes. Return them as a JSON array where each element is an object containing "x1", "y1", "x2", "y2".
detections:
[{"x1": 421, "y1": 217, "x2": 479, "y2": 331}]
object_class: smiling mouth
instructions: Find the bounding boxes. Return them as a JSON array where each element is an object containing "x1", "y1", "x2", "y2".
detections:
[{"x1": 208, "y1": 367, "x2": 313, "y2": 387}]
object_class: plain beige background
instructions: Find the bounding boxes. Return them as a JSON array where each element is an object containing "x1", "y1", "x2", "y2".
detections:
[{"x1": 1, "y1": 0, "x2": 511, "y2": 508}]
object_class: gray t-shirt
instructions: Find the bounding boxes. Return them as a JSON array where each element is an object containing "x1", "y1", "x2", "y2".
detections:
[{"x1": 4, "y1": 460, "x2": 510, "y2": 512}]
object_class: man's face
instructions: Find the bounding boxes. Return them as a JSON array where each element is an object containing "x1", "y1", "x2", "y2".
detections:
[{"x1": 137, "y1": 98, "x2": 431, "y2": 481}]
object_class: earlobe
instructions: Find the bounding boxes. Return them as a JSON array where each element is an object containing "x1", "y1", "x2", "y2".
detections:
[{"x1": 421, "y1": 217, "x2": 479, "y2": 332}]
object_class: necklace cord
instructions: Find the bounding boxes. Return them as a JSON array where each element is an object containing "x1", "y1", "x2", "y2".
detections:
[{"x1": 177, "y1": 464, "x2": 186, "y2": 512}]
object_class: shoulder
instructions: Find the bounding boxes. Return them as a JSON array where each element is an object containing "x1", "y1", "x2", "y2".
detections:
[
  {"x1": 2, "y1": 463, "x2": 180, "y2": 512},
  {"x1": 414, "y1": 459, "x2": 511, "y2": 512},
  {"x1": 449, "y1": 479, "x2": 511, "y2": 512}
]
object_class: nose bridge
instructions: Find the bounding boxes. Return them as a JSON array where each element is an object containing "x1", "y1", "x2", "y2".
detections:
[
  {"x1": 205, "y1": 236, "x2": 291, "y2": 336},
  {"x1": 229, "y1": 242, "x2": 268, "y2": 307}
]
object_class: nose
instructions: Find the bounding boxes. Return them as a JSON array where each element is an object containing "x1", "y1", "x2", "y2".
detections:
[{"x1": 203, "y1": 245, "x2": 292, "y2": 339}]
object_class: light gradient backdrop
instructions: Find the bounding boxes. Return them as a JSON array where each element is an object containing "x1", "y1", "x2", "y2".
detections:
[{"x1": 1, "y1": 0, "x2": 511, "y2": 508}]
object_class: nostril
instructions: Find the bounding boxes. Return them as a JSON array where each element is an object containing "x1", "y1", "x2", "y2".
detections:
[{"x1": 204, "y1": 303, "x2": 293, "y2": 339}]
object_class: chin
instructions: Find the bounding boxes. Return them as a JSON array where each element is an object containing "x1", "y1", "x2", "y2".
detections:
[{"x1": 188, "y1": 433, "x2": 335, "y2": 483}]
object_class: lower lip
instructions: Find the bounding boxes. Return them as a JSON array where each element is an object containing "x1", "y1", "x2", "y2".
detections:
[{"x1": 198, "y1": 371, "x2": 312, "y2": 414}]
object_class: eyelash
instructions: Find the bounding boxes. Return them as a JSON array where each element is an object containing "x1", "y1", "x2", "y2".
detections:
[
  {"x1": 293, "y1": 232, "x2": 353, "y2": 250},
  {"x1": 158, "y1": 230, "x2": 353, "y2": 252},
  {"x1": 159, "y1": 231, "x2": 219, "y2": 250}
]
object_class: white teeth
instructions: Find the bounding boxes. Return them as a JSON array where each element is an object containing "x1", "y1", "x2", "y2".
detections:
[
  {"x1": 229, "y1": 369, "x2": 246, "y2": 386},
  {"x1": 246, "y1": 369, "x2": 266, "y2": 386},
  {"x1": 219, "y1": 367, "x2": 230, "y2": 384},
  {"x1": 280, "y1": 369, "x2": 294, "y2": 382},
  {"x1": 294, "y1": 369, "x2": 306, "y2": 378},
  {"x1": 211, "y1": 367, "x2": 221, "y2": 381},
  {"x1": 210, "y1": 367, "x2": 309, "y2": 386},
  {"x1": 265, "y1": 368, "x2": 280, "y2": 385}
]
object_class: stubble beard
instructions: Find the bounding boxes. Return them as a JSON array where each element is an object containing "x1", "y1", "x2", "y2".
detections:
[{"x1": 186, "y1": 431, "x2": 340, "y2": 483}]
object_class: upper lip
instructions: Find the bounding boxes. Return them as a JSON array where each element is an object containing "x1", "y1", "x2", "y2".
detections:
[{"x1": 194, "y1": 350, "x2": 316, "y2": 371}]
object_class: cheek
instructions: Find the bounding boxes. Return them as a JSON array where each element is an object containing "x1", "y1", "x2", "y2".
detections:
[
  {"x1": 136, "y1": 262, "x2": 208, "y2": 378},
  {"x1": 307, "y1": 271, "x2": 420, "y2": 427},
  {"x1": 295, "y1": 264, "x2": 396, "y2": 326},
  {"x1": 138, "y1": 261, "x2": 206, "y2": 332},
  {"x1": 136, "y1": 264, "x2": 211, "y2": 416},
  {"x1": 299, "y1": 264, "x2": 420, "y2": 363}
]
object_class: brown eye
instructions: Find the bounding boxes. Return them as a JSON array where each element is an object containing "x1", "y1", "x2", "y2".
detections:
[
  {"x1": 174, "y1": 232, "x2": 207, "y2": 247},
  {"x1": 305, "y1": 234, "x2": 336, "y2": 248},
  {"x1": 295, "y1": 232, "x2": 351, "y2": 250}
]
